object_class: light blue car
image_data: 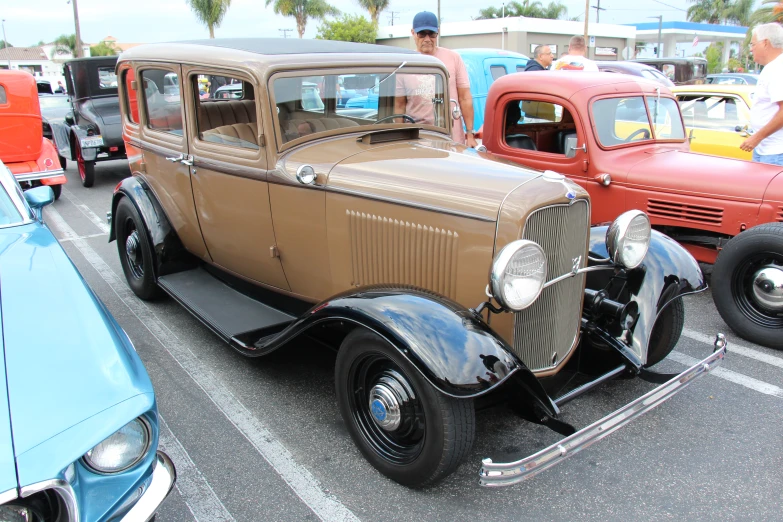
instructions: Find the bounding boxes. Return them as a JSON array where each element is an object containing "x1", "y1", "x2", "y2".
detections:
[{"x1": 0, "y1": 161, "x2": 175, "y2": 521}]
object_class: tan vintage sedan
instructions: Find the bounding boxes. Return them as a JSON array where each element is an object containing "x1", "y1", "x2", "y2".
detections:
[{"x1": 109, "y1": 39, "x2": 725, "y2": 487}]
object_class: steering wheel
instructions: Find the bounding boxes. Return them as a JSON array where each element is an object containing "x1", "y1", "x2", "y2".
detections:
[
  {"x1": 374, "y1": 114, "x2": 416, "y2": 124},
  {"x1": 625, "y1": 128, "x2": 651, "y2": 142}
]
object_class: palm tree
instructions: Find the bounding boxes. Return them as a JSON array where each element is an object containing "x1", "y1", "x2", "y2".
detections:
[
  {"x1": 186, "y1": 0, "x2": 232, "y2": 38},
  {"x1": 356, "y1": 0, "x2": 388, "y2": 26},
  {"x1": 540, "y1": 1, "x2": 568, "y2": 19},
  {"x1": 723, "y1": 0, "x2": 754, "y2": 25},
  {"x1": 477, "y1": 1, "x2": 569, "y2": 20},
  {"x1": 749, "y1": 0, "x2": 783, "y2": 25},
  {"x1": 266, "y1": 0, "x2": 340, "y2": 38},
  {"x1": 53, "y1": 34, "x2": 77, "y2": 56}
]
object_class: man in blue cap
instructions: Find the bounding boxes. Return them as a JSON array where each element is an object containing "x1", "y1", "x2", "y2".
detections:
[{"x1": 394, "y1": 11, "x2": 477, "y2": 147}]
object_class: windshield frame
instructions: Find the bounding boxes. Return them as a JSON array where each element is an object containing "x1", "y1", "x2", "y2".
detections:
[
  {"x1": 0, "y1": 163, "x2": 35, "y2": 228},
  {"x1": 589, "y1": 93, "x2": 687, "y2": 150},
  {"x1": 267, "y1": 66, "x2": 451, "y2": 152}
]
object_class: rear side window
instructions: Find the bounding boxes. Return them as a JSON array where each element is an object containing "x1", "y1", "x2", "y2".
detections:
[
  {"x1": 516, "y1": 65, "x2": 526, "y2": 73},
  {"x1": 98, "y1": 66, "x2": 118, "y2": 90},
  {"x1": 141, "y1": 69, "x2": 183, "y2": 135},
  {"x1": 490, "y1": 65, "x2": 507, "y2": 81},
  {"x1": 123, "y1": 69, "x2": 139, "y2": 124},
  {"x1": 193, "y1": 73, "x2": 259, "y2": 150},
  {"x1": 0, "y1": 85, "x2": 5, "y2": 104}
]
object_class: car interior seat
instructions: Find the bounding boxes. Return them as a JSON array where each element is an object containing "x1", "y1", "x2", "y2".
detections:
[{"x1": 506, "y1": 134, "x2": 537, "y2": 150}]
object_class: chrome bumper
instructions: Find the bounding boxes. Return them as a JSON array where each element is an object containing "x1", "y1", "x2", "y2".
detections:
[
  {"x1": 479, "y1": 334, "x2": 727, "y2": 487},
  {"x1": 120, "y1": 451, "x2": 176, "y2": 521},
  {"x1": 14, "y1": 169, "x2": 65, "y2": 182}
]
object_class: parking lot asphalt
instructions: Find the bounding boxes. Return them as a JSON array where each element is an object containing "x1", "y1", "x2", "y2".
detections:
[{"x1": 46, "y1": 160, "x2": 782, "y2": 522}]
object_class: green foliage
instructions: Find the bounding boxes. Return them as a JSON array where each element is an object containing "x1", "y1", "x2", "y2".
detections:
[
  {"x1": 704, "y1": 42, "x2": 724, "y2": 73},
  {"x1": 750, "y1": 0, "x2": 783, "y2": 25},
  {"x1": 90, "y1": 41, "x2": 119, "y2": 56},
  {"x1": 53, "y1": 34, "x2": 77, "y2": 56},
  {"x1": 356, "y1": 0, "x2": 389, "y2": 25},
  {"x1": 0, "y1": 40, "x2": 11, "y2": 49},
  {"x1": 317, "y1": 14, "x2": 376, "y2": 43},
  {"x1": 686, "y1": 0, "x2": 753, "y2": 25},
  {"x1": 476, "y1": 0, "x2": 569, "y2": 20},
  {"x1": 186, "y1": 0, "x2": 232, "y2": 38},
  {"x1": 266, "y1": 0, "x2": 340, "y2": 38}
]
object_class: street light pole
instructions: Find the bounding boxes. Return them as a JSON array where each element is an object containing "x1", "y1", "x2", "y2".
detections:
[
  {"x1": 70, "y1": 0, "x2": 84, "y2": 57},
  {"x1": 1, "y1": 20, "x2": 10, "y2": 68},
  {"x1": 648, "y1": 15, "x2": 662, "y2": 58},
  {"x1": 584, "y1": 0, "x2": 590, "y2": 58}
]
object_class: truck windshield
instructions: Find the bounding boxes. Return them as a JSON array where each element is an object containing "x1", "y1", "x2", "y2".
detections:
[{"x1": 592, "y1": 95, "x2": 685, "y2": 147}]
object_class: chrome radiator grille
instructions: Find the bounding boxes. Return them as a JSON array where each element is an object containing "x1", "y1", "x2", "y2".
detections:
[{"x1": 513, "y1": 201, "x2": 589, "y2": 372}]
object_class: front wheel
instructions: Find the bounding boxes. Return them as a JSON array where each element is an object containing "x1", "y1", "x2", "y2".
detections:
[
  {"x1": 335, "y1": 329, "x2": 475, "y2": 487},
  {"x1": 712, "y1": 223, "x2": 783, "y2": 349},
  {"x1": 76, "y1": 145, "x2": 95, "y2": 188},
  {"x1": 115, "y1": 198, "x2": 162, "y2": 300}
]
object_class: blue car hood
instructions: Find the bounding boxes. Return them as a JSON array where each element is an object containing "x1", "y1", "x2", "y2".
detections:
[{"x1": 0, "y1": 223, "x2": 153, "y2": 481}]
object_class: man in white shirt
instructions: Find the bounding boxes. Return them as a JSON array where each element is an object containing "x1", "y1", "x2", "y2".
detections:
[
  {"x1": 740, "y1": 23, "x2": 783, "y2": 165},
  {"x1": 552, "y1": 36, "x2": 599, "y2": 72}
]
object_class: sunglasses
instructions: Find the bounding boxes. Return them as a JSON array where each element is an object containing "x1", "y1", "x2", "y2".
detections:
[{"x1": 417, "y1": 30, "x2": 438, "y2": 39}]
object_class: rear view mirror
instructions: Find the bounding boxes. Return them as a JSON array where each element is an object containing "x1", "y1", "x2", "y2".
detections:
[
  {"x1": 25, "y1": 186, "x2": 54, "y2": 220},
  {"x1": 342, "y1": 75, "x2": 377, "y2": 90}
]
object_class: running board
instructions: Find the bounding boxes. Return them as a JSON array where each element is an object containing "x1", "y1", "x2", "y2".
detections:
[{"x1": 157, "y1": 268, "x2": 294, "y2": 344}]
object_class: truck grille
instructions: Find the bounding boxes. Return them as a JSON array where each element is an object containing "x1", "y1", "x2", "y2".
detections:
[{"x1": 513, "y1": 201, "x2": 589, "y2": 372}]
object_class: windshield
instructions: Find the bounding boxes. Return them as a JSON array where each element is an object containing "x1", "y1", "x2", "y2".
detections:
[
  {"x1": 38, "y1": 96, "x2": 71, "y2": 110},
  {"x1": 592, "y1": 95, "x2": 685, "y2": 147},
  {"x1": 271, "y1": 70, "x2": 447, "y2": 144}
]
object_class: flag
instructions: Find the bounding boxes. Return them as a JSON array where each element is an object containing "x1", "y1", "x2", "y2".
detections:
[{"x1": 692, "y1": 36, "x2": 699, "y2": 46}]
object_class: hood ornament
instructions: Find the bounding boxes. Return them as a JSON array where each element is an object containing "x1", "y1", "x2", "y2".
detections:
[{"x1": 542, "y1": 170, "x2": 578, "y2": 204}]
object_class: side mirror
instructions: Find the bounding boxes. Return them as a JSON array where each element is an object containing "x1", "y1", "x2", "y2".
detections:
[
  {"x1": 450, "y1": 99, "x2": 461, "y2": 120},
  {"x1": 64, "y1": 112, "x2": 75, "y2": 126},
  {"x1": 564, "y1": 136, "x2": 584, "y2": 158},
  {"x1": 25, "y1": 186, "x2": 55, "y2": 220}
]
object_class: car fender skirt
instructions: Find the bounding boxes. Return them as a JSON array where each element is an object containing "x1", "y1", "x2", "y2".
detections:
[
  {"x1": 256, "y1": 287, "x2": 558, "y2": 409},
  {"x1": 110, "y1": 176, "x2": 192, "y2": 277},
  {"x1": 588, "y1": 227, "x2": 706, "y2": 360}
]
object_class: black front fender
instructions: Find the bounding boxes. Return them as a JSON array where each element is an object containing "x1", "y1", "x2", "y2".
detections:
[
  {"x1": 588, "y1": 227, "x2": 706, "y2": 362},
  {"x1": 69, "y1": 125, "x2": 97, "y2": 161},
  {"x1": 48, "y1": 121, "x2": 71, "y2": 158}
]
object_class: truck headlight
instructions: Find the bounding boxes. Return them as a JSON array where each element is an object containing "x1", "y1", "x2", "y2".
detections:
[
  {"x1": 83, "y1": 418, "x2": 150, "y2": 474},
  {"x1": 490, "y1": 240, "x2": 548, "y2": 311},
  {"x1": 606, "y1": 210, "x2": 651, "y2": 269}
]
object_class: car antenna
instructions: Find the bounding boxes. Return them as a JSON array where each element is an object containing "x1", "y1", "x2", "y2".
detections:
[{"x1": 378, "y1": 61, "x2": 407, "y2": 87}]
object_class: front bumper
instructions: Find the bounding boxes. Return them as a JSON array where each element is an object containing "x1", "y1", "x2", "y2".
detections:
[
  {"x1": 14, "y1": 169, "x2": 65, "y2": 183},
  {"x1": 479, "y1": 335, "x2": 727, "y2": 487},
  {"x1": 120, "y1": 451, "x2": 176, "y2": 521}
]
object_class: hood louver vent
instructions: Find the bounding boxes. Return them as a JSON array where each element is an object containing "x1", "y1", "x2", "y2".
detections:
[
  {"x1": 777, "y1": 206, "x2": 783, "y2": 223},
  {"x1": 646, "y1": 199, "x2": 723, "y2": 226}
]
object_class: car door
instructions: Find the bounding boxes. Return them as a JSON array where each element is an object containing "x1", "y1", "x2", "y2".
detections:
[
  {"x1": 182, "y1": 66, "x2": 289, "y2": 291},
  {"x1": 676, "y1": 92, "x2": 751, "y2": 160},
  {"x1": 136, "y1": 63, "x2": 210, "y2": 260}
]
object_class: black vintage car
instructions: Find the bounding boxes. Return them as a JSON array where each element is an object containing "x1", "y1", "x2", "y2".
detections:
[{"x1": 50, "y1": 56, "x2": 127, "y2": 187}]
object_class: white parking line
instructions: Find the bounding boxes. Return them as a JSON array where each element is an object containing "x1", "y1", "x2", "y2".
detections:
[
  {"x1": 45, "y1": 206, "x2": 360, "y2": 522},
  {"x1": 158, "y1": 417, "x2": 236, "y2": 522},
  {"x1": 682, "y1": 329, "x2": 783, "y2": 369},
  {"x1": 669, "y1": 351, "x2": 783, "y2": 398},
  {"x1": 61, "y1": 187, "x2": 111, "y2": 234}
]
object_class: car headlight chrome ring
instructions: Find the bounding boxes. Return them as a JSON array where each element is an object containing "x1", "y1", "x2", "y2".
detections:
[
  {"x1": 606, "y1": 210, "x2": 651, "y2": 269},
  {"x1": 490, "y1": 240, "x2": 548, "y2": 311},
  {"x1": 83, "y1": 417, "x2": 151, "y2": 474}
]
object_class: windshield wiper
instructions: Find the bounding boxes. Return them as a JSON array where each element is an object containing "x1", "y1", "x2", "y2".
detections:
[{"x1": 378, "y1": 61, "x2": 407, "y2": 87}]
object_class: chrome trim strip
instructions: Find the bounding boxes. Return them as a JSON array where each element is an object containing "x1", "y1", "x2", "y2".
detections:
[
  {"x1": 479, "y1": 334, "x2": 727, "y2": 487},
  {"x1": 20, "y1": 478, "x2": 79, "y2": 522},
  {"x1": 543, "y1": 264, "x2": 614, "y2": 289},
  {"x1": 120, "y1": 452, "x2": 176, "y2": 522},
  {"x1": 0, "y1": 488, "x2": 18, "y2": 505},
  {"x1": 492, "y1": 175, "x2": 544, "y2": 243},
  {"x1": 14, "y1": 169, "x2": 65, "y2": 182},
  {"x1": 325, "y1": 185, "x2": 496, "y2": 222}
]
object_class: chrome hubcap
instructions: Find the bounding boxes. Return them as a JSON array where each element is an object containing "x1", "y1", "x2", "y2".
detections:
[
  {"x1": 751, "y1": 265, "x2": 783, "y2": 311},
  {"x1": 368, "y1": 377, "x2": 407, "y2": 431}
]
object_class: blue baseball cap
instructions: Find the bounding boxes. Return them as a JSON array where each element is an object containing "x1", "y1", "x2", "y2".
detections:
[{"x1": 413, "y1": 11, "x2": 439, "y2": 33}]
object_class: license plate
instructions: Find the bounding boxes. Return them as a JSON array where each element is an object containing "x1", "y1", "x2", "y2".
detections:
[{"x1": 80, "y1": 136, "x2": 104, "y2": 148}]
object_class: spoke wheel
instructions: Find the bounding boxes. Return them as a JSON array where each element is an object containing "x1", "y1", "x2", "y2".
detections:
[
  {"x1": 76, "y1": 145, "x2": 95, "y2": 187},
  {"x1": 713, "y1": 224, "x2": 783, "y2": 349},
  {"x1": 115, "y1": 198, "x2": 162, "y2": 300},
  {"x1": 335, "y1": 329, "x2": 474, "y2": 487}
]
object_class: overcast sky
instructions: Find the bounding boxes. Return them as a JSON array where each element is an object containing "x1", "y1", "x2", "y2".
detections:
[{"x1": 2, "y1": 0, "x2": 709, "y2": 46}]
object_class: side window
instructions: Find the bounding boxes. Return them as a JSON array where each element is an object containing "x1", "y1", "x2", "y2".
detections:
[
  {"x1": 504, "y1": 99, "x2": 575, "y2": 154},
  {"x1": 193, "y1": 73, "x2": 259, "y2": 150},
  {"x1": 141, "y1": 69, "x2": 183, "y2": 135},
  {"x1": 678, "y1": 95, "x2": 744, "y2": 131},
  {"x1": 516, "y1": 65, "x2": 526, "y2": 73},
  {"x1": 593, "y1": 97, "x2": 653, "y2": 147},
  {"x1": 98, "y1": 66, "x2": 118, "y2": 89},
  {"x1": 490, "y1": 65, "x2": 507, "y2": 81},
  {"x1": 0, "y1": 85, "x2": 6, "y2": 105},
  {"x1": 123, "y1": 69, "x2": 139, "y2": 124},
  {"x1": 662, "y1": 64, "x2": 675, "y2": 80}
]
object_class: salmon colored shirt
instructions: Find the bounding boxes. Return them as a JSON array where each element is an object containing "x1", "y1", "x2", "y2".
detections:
[{"x1": 396, "y1": 46, "x2": 471, "y2": 144}]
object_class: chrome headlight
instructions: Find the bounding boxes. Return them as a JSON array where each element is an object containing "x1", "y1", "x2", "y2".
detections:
[
  {"x1": 606, "y1": 210, "x2": 651, "y2": 269},
  {"x1": 490, "y1": 240, "x2": 548, "y2": 311},
  {"x1": 83, "y1": 418, "x2": 150, "y2": 474}
]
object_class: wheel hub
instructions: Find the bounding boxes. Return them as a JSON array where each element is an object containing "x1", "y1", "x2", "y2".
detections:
[
  {"x1": 368, "y1": 376, "x2": 409, "y2": 432},
  {"x1": 125, "y1": 231, "x2": 140, "y2": 265},
  {"x1": 751, "y1": 265, "x2": 783, "y2": 311}
]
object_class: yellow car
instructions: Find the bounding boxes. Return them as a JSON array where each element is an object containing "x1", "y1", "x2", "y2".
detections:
[{"x1": 672, "y1": 84, "x2": 754, "y2": 160}]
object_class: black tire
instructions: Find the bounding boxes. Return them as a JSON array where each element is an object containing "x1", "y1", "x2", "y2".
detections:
[
  {"x1": 644, "y1": 298, "x2": 685, "y2": 367},
  {"x1": 115, "y1": 198, "x2": 162, "y2": 300},
  {"x1": 335, "y1": 329, "x2": 475, "y2": 487},
  {"x1": 51, "y1": 184, "x2": 62, "y2": 201},
  {"x1": 58, "y1": 155, "x2": 67, "y2": 170},
  {"x1": 712, "y1": 223, "x2": 783, "y2": 349},
  {"x1": 76, "y1": 145, "x2": 95, "y2": 188}
]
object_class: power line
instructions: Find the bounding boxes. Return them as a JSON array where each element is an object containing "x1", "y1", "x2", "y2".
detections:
[
  {"x1": 592, "y1": 0, "x2": 606, "y2": 23},
  {"x1": 652, "y1": 0, "x2": 687, "y2": 12},
  {"x1": 278, "y1": 28, "x2": 293, "y2": 38}
]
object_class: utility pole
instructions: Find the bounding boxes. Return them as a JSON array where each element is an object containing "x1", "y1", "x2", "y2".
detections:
[
  {"x1": 387, "y1": 11, "x2": 400, "y2": 26},
  {"x1": 70, "y1": 0, "x2": 83, "y2": 58},
  {"x1": 1, "y1": 20, "x2": 10, "y2": 68},
  {"x1": 591, "y1": 0, "x2": 605, "y2": 23},
  {"x1": 583, "y1": 0, "x2": 590, "y2": 57},
  {"x1": 278, "y1": 29, "x2": 293, "y2": 38},
  {"x1": 438, "y1": 0, "x2": 441, "y2": 27},
  {"x1": 648, "y1": 15, "x2": 662, "y2": 58}
]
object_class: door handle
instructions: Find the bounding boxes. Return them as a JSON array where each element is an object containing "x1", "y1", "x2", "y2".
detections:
[
  {"x1": 181, "y1": 155, "x2": 194, "y2": 166},
  {"x1": 166, "y1": 154, "x2": 184, "y2": 162}
]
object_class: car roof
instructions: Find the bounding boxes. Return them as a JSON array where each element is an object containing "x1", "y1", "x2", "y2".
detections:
[
  {"x1": 597, "y1": 61, "x2": 657, "y2": 72},
  {"x1": 671, "y1": 84, "x2": 755, "y2": 95},
  {"x1": 455, "y1": 48, "x2": 529, "y2": 59},
  {"x1": 490, "y1": 71, "x2": 664, "y2": 99},
  {"x1": 139, "y1": 38, "x2": 416, "y2": 56}
]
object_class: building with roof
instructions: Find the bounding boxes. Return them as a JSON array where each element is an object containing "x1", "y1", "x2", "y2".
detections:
[{"x1": 632, "y1": 21, "x2": 748, "y2": 64}]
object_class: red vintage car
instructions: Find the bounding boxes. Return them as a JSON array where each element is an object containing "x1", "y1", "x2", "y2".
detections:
[
  {"x1": 481, "y1": 72, "x2": 783, "y2": 349},
  {"x1": 0, "y1": 70, "x2": 66, "y2": 199}
]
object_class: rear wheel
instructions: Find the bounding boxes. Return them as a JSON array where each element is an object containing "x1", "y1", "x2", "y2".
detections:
[
  {"x1": 335, "y1": 329, "x2": 475, "y2": 487},
  {"x1": 115, "y1": 197, "x2": 162, "y2": 300},
  {"x1": 645, "y1": 298, "x2": 685, "y2": 367},
  {"x1": 76, "y1": 145, "x2": 95, "y2": 188},
  {"x1": 58, "y1": 155, "x2": 67, "y2": 170}
]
